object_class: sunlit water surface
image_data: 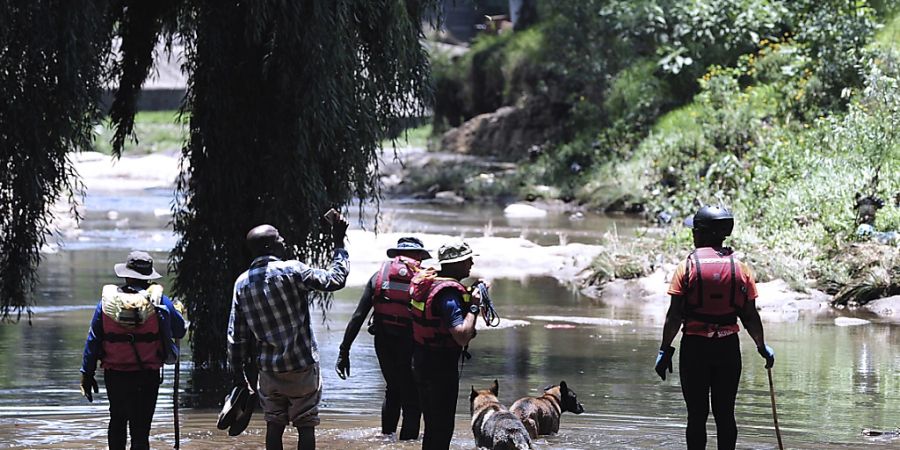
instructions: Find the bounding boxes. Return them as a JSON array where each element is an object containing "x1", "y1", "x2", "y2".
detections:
[{"x1": 1, "y1": 188, "x2": 898, "y2": 449}]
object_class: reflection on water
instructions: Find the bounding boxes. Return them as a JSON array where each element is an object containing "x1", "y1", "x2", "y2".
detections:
[{"x1": 1, "y1": 190, "x2": 899, "y2": 449}]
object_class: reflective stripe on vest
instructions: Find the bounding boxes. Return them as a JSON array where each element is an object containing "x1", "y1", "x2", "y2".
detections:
[
  {"x1": 682, "y1": 247, "x2": 745, "y2": 337},
  {"x1": 410, "y1": 278, "x2": 469, "y2": 349},
  {"x1": 372, "y1": 257, "x2": 419, "y2": 330}
]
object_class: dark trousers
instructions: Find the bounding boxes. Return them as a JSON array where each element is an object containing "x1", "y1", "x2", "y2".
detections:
[
  {"x1": 104, "y1": 369, "x2": 161, "y2": 450},
  {"x1": 412, "y1": 346, "x2": 461, "y2": 450},
  {"x1": 374, "y1": 332, "x2": 421, "y2": 439},
  {"x1": 679, "y1": 333, "x2": 742, "y2": 450}
]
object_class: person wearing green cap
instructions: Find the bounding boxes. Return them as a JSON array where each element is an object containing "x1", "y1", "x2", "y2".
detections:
[
  {"x1": 408, "y1": 240, "x2": 484, "y2": 449},
  {"x1": 79, "y1": 250, "x2": 186, "y2": 450},
  {"x1": 336, "y1": 236, "x2": 431, "y2": 440},
  {"x1": 654, "y1": 205, "x2": 774, "y2": 450}
]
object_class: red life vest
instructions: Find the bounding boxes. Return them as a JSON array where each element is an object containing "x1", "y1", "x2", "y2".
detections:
[
  {"x1": 409, "y1": 270, "x2": 469, "y2": 349},
  {"x1": 99, "y1": 285, "x2": 165, "y2": 371},
  {"x1": 371, "y1": 256, "x2": 420, "y2": 331},
  {"x1": 101, "y1": 312, "x2": 163, "y2": 371},
  {"x1": 681, "y1": 247, "x2": 746, "y2": 338}
]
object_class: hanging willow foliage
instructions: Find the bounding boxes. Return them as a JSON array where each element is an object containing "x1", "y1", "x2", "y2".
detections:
[
  {"x1": 3, "y1": 0, "x2": 435, "y2": 405},
  {"x1": 0, "y1": 1, "x2": 114, "y2": 321},
  {"x1": 167, "y1": 0, "x2": 436, "y2": 404}
]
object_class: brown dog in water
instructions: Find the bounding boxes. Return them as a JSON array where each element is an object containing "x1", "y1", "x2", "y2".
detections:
[
  {"x1": 510, "y1": 381, "x2": 585, "y2": 439},
  {"x1": 470, "y1": 379, "x2": 533, "y2": 450}
]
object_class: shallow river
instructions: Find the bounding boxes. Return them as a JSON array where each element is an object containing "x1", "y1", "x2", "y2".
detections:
[{"x1": 0, "y1": 187, "x2": 898, "y2": 449}]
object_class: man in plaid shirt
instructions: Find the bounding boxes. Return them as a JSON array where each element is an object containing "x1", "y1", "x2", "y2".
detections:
[{"x1": 228, "y1": 213, "x2": 349, "y2": 450}]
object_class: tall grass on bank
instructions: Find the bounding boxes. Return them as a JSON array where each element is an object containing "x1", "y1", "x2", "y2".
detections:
[{"x1": 92, "y1": 110, "x2": 187, "y2": 155}]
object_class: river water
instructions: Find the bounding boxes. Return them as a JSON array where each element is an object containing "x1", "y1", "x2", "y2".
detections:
[{"x1": 1, "y1": 185, "x2": 898, "y2": 450}]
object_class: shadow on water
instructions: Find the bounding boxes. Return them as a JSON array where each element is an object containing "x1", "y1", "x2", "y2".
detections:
[{"x1": 1, "y1": 189, "x2": 899, "y2": 449}]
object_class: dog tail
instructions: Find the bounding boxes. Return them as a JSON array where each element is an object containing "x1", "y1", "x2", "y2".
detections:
[
  {"x1": 494, "y1": 432, "x2": 532, "y2": 450},
  {"x1": 511, "y1": 429, "x2": 533, "y2": 450}
]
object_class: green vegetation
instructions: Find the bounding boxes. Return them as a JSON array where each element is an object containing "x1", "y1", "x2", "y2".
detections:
[
  {"x1": 430, "y1": 1, "x2": 900, "y2": 303},
  {"x1": 92, "y1": 110, "x2": 186, "y2": 155},
  {"x1": 94, "y1": 112, "x2": 433, "y2": 155},
  {"x1": 0, "y1": 2, "x2": 112, "y2": 320},
  {"x1": 432, "y1": 26, "x2": 546, "y2": 131},
  {"x1": 8, "y1": 0, "x2": 439, "y2": 407},
  {"x1": 385, "y1": 123, "x2": 433, "y2": 149}
]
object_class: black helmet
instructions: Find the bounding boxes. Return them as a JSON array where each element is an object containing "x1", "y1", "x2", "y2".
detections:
[{"x1": 685, "y1": 205, "x2": 734, "y2": 236}]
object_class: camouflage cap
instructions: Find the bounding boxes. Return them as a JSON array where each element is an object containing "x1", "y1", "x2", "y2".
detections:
[{"x1": 437, "y1": 241, "x2": 476, "y2": 264}]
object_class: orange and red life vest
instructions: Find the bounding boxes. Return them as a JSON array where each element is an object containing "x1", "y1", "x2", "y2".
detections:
[
  {"x1": 409, "y1": 269, "x2": 470, "y2": 349},
  {"x1": 101, "y1": 312, "x2": 163, "y2": 371},
  {"x1": 371, "y1": 256, "x2": 420, "y2": 331},
  {"x1": 681, "y1": 247, "x2": 747, "y2": 338},
  {"x1": 99, "y1": 285, "x2": 165, "y2": 371}
]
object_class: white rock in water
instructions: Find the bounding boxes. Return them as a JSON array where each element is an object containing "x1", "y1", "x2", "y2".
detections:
[
  {"x1": 434, "y1": 191, "x2": 464, "y2": 204},
  {"x1": 503, "y1": 203, "x2": 547, "y2": 218},
  {"x1": 834, "y1": 317, "x2": 871, "y2": 327},
  {"x1": 475, "y1": 318, "x2": 530, "y2": 330},
  {"x1": 107, "y1": 210, "x2": 120, "y2": 220},
  {"x1": 527, "y1": 315, "x2": 632, "y2": 326},
  {"x1": 863, "y1": 295, "x2": 900, "y2": 320}
]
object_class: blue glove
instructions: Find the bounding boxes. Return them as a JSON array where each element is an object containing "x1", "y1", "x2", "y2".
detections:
[
  {"x1": 654, "y1": 346, "x2": 675, "y2": 380},
  {"x1": 757, "y1": 344, "x2": 775, "y2": 369}
]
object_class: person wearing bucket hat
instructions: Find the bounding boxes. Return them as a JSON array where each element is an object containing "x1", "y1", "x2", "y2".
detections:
[
  {"x1": 336, "y1": 236, "x2": 431, "y2": 440},
  {"x1": 228, "y1": 216, "x2": 349, "y2": 450},
  {"x1": 655, "y1": 205, "x2": 773, "y2": 450},
  {"x1": 80, "y1": 251, "x2": 186, "y2": 450},
  {"x1": 408, "y1": 240, "x2": 484, "y2": 449}
]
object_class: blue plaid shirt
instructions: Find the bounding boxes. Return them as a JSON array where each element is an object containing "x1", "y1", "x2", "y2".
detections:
[{"x1": 228, "y1": 249, "x2": 349, "y2": 373}]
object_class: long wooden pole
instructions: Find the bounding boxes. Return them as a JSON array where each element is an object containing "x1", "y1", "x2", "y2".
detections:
[
  {"x1": 173, "y1": 342, "x2": 181, "y2": 449},
  {"x1": 767, "y1": 367, "x2": 784, "y2": 450}
]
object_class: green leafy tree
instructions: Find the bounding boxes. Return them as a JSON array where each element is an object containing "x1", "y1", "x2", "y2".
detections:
[
  {"x1": 0, "y1": 1, "x2": 114, "y2": 321},
  {"x1": 166, "y1": 1, "x2": 436, "y2": 404},
  {"x1": 2, "y1": 0, "x2": 437, "y2": 405}
]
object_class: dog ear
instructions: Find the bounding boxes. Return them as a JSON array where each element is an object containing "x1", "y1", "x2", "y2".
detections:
[
  {"x1": 491, "y1": 379, "x2": 499, "y2": 396},
  {"x1": 560, "y1": 380, "x2": 568, "y2": 394},
  {"x1": 470, "y1": 386, "x2": 478, "y2": 402}
]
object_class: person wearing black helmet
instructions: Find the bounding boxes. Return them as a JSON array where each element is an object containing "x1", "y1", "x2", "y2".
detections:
[{"x1": 654, "y1": 205, "x2": 775, "y2": 450}]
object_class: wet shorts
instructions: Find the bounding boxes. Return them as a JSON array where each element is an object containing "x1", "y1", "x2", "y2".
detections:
[{"x1": 258, "y1": 363, "x2": 322, "y2": 428}]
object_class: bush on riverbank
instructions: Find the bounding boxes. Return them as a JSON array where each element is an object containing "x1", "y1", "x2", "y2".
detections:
[
  {"x1": 589, "y1": 20, "x2": 900, "y2": 298},
  {"x1": 428, "y1": 2, "x2": 900, "y2": 302}
]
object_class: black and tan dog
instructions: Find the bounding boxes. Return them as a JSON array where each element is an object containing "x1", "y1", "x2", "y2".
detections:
[
  {"x1": 470, "y1": 380, "x2": 533, "y2": 450},
  {"x1": 510, "y1": 381, "x2": 585, "y2": 439}
]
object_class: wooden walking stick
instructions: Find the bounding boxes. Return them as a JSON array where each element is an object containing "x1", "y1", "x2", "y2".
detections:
[
  {"x1": 173, "y1": 340, "x2": 181, "y2": 449},
  {"x1": 767, "y1": 367, "x2": 784, "y2": 450}
]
